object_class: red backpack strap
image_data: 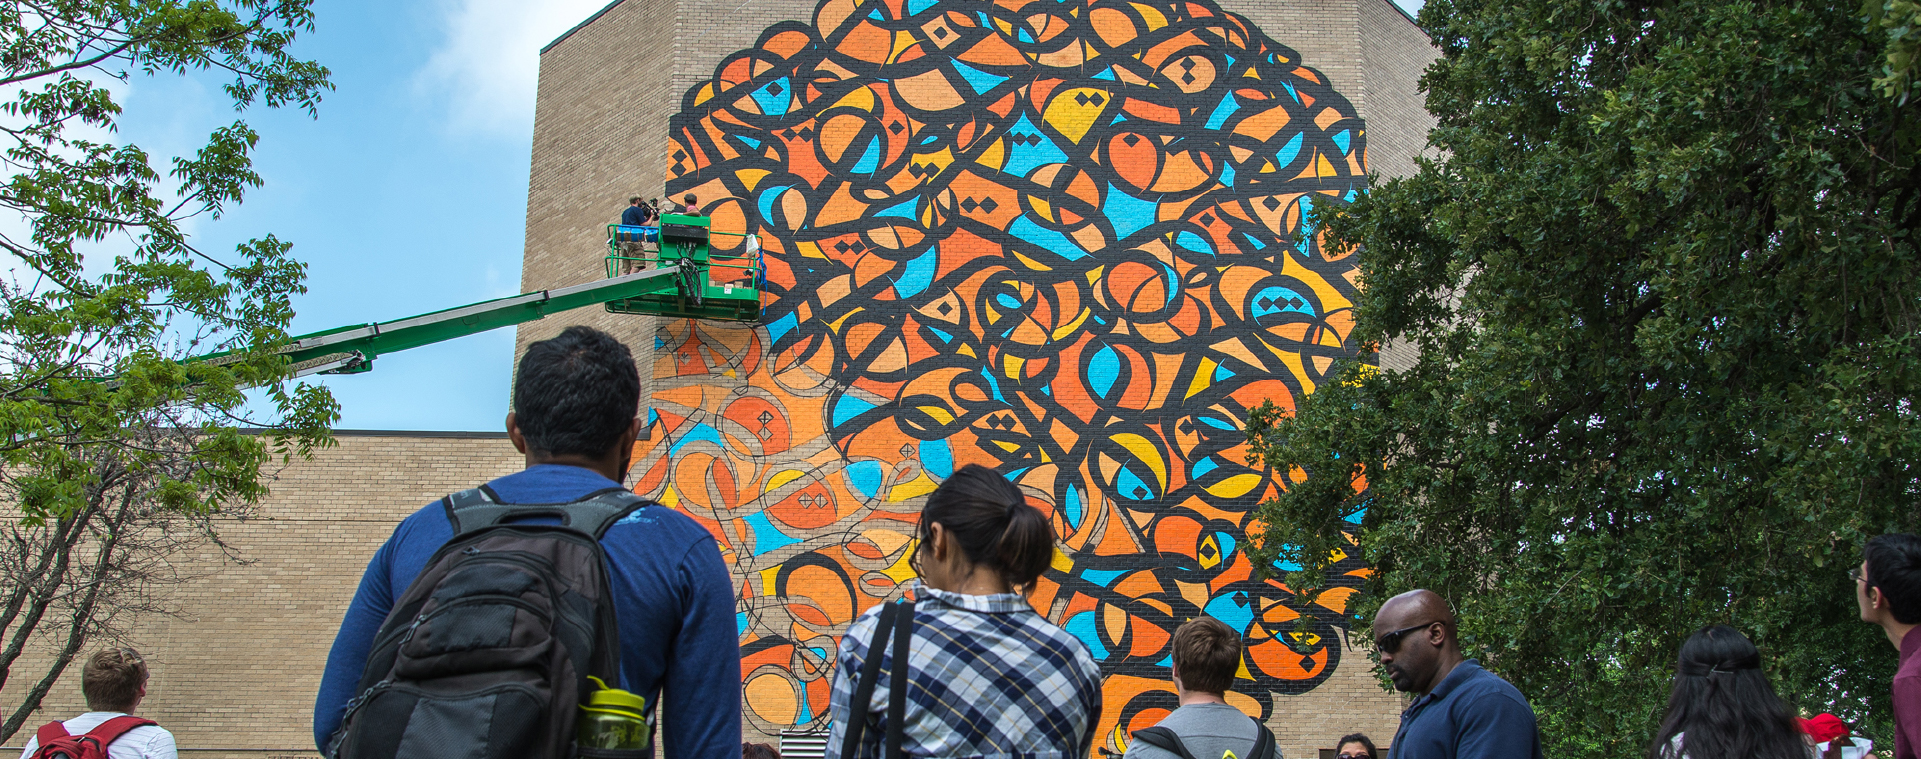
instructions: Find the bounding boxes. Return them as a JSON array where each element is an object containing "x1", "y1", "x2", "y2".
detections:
[
  {"x1": 33, "y1": 720, "x2": 71, "y2": 748},
  {"x1": 82, "y1": 716, "x2": 155, "y2": 745}
]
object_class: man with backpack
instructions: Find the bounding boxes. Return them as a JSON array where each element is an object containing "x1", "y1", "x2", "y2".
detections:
[
  {"x1": 1126, "y1": 618, "x2": 1276, "y2": 759},
  {"x1": 314, "y1": 326, "x2": 741, "y2": 759},
  {"x1": 19, "y1": 647, "x2": 176, "y2": 759}
]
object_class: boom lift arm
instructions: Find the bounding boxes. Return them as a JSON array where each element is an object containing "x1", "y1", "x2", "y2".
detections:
[{"x1": 191, "y1": 215, "x2": 762, "y2": 379}]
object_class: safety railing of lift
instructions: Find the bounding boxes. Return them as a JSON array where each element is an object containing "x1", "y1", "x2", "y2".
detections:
[{"x1": 605, "y1": 224, "x2": 765, "y2": 290}]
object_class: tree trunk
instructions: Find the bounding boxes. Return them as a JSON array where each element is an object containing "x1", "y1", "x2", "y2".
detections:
[{"x1": 0, "y1": 481, "x2": 131, "y2": 744}]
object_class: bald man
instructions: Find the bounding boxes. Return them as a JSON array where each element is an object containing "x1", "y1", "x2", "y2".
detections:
[{"x1": 1374, "y1": 590, "x2": 1542, "y2": 759}]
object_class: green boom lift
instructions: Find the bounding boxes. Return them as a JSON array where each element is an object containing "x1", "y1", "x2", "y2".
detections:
[
  {"x1": 601, "y1": 213, "x2": 763, "y2": 322},
  {"x1": 190, "y1": 214, "x2": 761, "y2": 379}
]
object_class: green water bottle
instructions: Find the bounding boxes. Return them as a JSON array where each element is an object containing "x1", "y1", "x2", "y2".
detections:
[{"x1": 577, "y1": 676, "x2": 652, "y2": 751}]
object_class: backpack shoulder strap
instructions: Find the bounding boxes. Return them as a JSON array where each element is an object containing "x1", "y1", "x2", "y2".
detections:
[
  {"x1": 34, "y1": 720, "x2": 69, "y2": 748},
  {"x1": 83, "y1": 716, "x2": 156, "y2": 746},
  {"x1": 1246, "y1": 717, "x2": 1276, "y2": 759},
  {"x1": 443, "y1": 485, "x2": 648, "y2": 538},
  {"x1": 884, "y1": 600, "x2": 915, "y2": 759},
  {"x1": 559, "y1": 488, "x2": 651, "y2": 538},
  {"x1": 1130, "y1": 727, "x2": 1200, "y2": 759},
  {"x1": 441, "y1": 485, "x2": 508, "y2": 534},
  {"x1": 840, "y1": 602, "x2": 900, "y2": 759}
]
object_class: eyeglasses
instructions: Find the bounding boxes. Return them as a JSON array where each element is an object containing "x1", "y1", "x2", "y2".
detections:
[
  {"x1": 1852, "y1": 566, "x2": 1872, "y2": 586},
  {"x1": 1375, "y1": 621, "x2": 1439, "y2": 653},
  {"x1": 1337, "y1": 754, "x2": 1372, "y2": 759}
]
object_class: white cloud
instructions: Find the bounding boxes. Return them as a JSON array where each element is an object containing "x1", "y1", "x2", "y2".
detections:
[
  {"x1": 415, "y1": 0, "x2": 616, "y2": 138},
  {"x1": 482, "y1": 263, "x2": 519, "y2": 299}
]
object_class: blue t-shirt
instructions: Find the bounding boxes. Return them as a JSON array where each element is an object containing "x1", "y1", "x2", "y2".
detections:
[
  {"x1": 314, "y1": 464, "x2": 741, "y2": 759},
  {"x1": 621, "y1": 205, "x2": 652, "y2": 226},
  {"x1": 1390, "y1": 659, "x2": 1544, "y2": 759}
]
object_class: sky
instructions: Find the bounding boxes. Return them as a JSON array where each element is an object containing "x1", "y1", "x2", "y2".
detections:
[{"x1": 115, "y1": 0, "x2": 1424, "y2": 432}]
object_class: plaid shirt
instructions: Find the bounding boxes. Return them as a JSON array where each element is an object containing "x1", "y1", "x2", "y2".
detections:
[{"x1": 826, "y1": 581, "x2": 1104, "y2": 758}]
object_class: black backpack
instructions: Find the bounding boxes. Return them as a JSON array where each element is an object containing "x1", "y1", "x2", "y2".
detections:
[
  {"x1": 328, "y1": 486, "x2": 649, "y2": 759},
  {"x1": 1130, "y1": 717, "x2": 1277, "y2": 759}
]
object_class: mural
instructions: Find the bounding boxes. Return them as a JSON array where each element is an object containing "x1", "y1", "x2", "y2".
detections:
[{"x1": 636, "y1": 0, "x2": 1371, "y2": 750}]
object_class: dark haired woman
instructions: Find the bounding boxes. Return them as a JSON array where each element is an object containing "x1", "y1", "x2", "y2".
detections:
[
  {"x1": 825, "y1": 464, "x2": 1103, "y2": 758},
  {"x1": 1648, "y1": 625, "x2": 1813, "y2": 759},
  {"x1": 1333, "y1": 733, "x2": 1377, "y2": 759}
]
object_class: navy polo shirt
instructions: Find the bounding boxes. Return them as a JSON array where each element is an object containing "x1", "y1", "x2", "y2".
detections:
[{"x1": 1390, "y1": 659, "x2": 1544, "y2": 759}]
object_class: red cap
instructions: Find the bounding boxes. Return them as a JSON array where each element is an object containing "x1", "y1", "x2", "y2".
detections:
[{"x1": 1799, "y1": 713, "x2": 1850, "y2": 743}]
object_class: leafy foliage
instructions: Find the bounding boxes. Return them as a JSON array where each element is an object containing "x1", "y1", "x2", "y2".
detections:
[
  {"x1": 1245, "y1": 0, "x2": 1921, "y2": 754},
  {"x1": 0, "y1": 0, "x2": 337, "y2": 739},
  {"x1": 1864, "y1": 0, "x2": 1921, "y2": 99}
]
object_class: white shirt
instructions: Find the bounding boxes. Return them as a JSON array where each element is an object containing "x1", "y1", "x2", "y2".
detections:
[
  {"x1": 17, "y1": 712, "x2": 176, "y2": 759},
  {"x1": 1816, "y1": 738, "x2": 1875, "y2": 759}
]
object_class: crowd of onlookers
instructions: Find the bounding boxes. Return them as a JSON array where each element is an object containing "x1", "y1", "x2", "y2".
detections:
[{"x1": 21, "y1": 324, "x2": 1921, "y2": 759}]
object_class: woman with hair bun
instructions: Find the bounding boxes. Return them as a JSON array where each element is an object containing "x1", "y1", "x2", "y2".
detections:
[
  {"x1": 825, "y1": 464, "x2": 1102, "y2": 759},
  {"x1": 1648, "y1": 625, "x2": 1814, "y2": 759}
]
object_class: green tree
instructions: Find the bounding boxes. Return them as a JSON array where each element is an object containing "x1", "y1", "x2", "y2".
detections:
[
  {"x1": 1865, "y1": 0, "x2": 1921, "y2": 99},
  {"x1": 1245, "y1": 0, "x2": 1921, "y2": 753},
  {"x1": 0, "y1": 0, "x2": 337, "y2": 740}
]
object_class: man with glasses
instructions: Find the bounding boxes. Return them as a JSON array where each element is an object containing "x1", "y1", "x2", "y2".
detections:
[
  {"x1": 1857, "y1": 534, "x2": 1921, "y2": 759},
  {"x1": 1376, "y1": 589, "x2": 1542, "y2": 759}
]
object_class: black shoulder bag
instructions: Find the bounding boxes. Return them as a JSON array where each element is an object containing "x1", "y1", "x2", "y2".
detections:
[{"x1": 838, "y1": 599, "x2": 915, "y2": 759}]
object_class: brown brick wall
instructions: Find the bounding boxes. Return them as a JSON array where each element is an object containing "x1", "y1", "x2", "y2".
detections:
[
  {"x1": 0, "y1": 433, "x2": 524, "y2": 758},
  {"x1": 1359, "y1": 0, "x2": 1438, "y2": 374},
  {"x1": 1357, "y1": 0, "x2": 1439, "y2": 183},
  {"x1": 517, "y1": 0, "x2": 679, "y2": 402}
]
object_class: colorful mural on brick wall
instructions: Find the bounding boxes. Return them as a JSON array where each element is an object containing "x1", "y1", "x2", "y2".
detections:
[{"x1": 637, "y1": 0, "x2": 1370, "y2": 751}]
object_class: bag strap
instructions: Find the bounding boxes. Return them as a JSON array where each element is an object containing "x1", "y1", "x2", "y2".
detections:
[
  {"x1": 443, "y1": 486, "x2": 648, "y2": 538},
  {"x1": 840, "y1": 602, "x2": 899, "y2": 759},
  {"x1": 1246, "y1": 717, "x2": 1276, "y2": 759},
  {"x1": 83, "y1": 716, "x2": 156, "y2": 746},
  {"x1": 1130, "y1": 727, "x2": 1200, "y2": 759},
  {"x1": 33, "y1": 721, "x2": 69, "y2": 749},
  {"x1": 1129, "y1": 718, "x2": 1272, "y2": 759},
  {"x1": 884, "y1": 600, "x2": 915, "y2": 759}
]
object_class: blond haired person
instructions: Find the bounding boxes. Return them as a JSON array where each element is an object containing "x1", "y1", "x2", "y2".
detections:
[{"x1": 19, "y1": 648, "x2": 176, "y2": 759}]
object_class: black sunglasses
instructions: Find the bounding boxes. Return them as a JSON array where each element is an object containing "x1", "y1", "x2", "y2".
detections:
[{"x1": 1375, "y1": 621, "x2": 1439, "y2": 653}]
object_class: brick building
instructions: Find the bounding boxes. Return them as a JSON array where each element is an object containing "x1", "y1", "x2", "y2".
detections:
[
  {"x1": 519, "y1": 0, "x2": 1437, "y2": 754},
  {"x1": 0, "y1": 433, "x2": 524, "y2": 759},
  {"x1": 0, "y1": 0, "x2": 1434, "y2": 755}
]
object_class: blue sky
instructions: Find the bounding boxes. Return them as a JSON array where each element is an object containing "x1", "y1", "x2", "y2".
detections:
[
  {"x1": 117, "y1": 0, "x2": 626, "y2": 431},
  {"x1": 121, "y1": 0, "x2": 1424, "y2": 432}
]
